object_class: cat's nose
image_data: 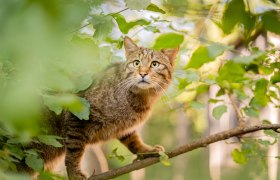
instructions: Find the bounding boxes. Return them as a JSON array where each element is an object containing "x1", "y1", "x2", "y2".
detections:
[{"x1": 139, "y1": 72, "x2": 148, "y2": 78}]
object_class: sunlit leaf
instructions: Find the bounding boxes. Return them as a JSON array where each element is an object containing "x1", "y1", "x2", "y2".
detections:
[
  {"x1": 190, "y1": 101, "x2": 204, "y2": 109},
  {"x1": 25, "y1": 154, "x2": 44, "y2": 171},
  {"x1": 42, "y1": 96, "x2": 63, "y2": 115},
  {"x1": 222, "y1": 0, "x2": 256, "y2": 34},
  {"x1": 113, "y1": 14, "x2": 150, "y2": 34},
  {"x1": 91, "y1": 14, "x2": 114, "y2": 40},
  {"x1": 42, "y1": 94, "x2": 84, "y2": 115},
  {"x1": 250, "y1": 79, "x2": 269, "y2": 107},
  {"x1": 231, "y1": 148, "x2": 248, "y2": 165},
  {"x1": 88, "y1": 0, "x2": 105, "y2": 7},
  {"x1": 69, "y1": 97, "x2": 90, "y2": 120},
  {"x1": 232, "y1": 51, "x2": 264, "y2": 64},
  {"x1": 271, "y1": 73, "x2": 280, "y2": 84},
  {"x1": 37, "y1": 135, "x2": 63, "y2": 148},
  {"x1": 186, "y1": 44, "x2": 229, "y2": 69},
  {"x1": 159, "y1": 151, "x2": 171, "y2": 166},
  {"x1": 262, "y1": 120, "x2": 272, "y2": 124},
  {"x1": 125, "y1": 0, "x2": 150, "y2": 10},
  {"x1": 212, "y1": 105, "x2": 227, "y2": 120},
  {"x1": 153, "y1": 33, "x2": 184, "y2": 50},
  {"x1": 144, "y1": 26, "x2": 160, "y2": 33},
  {"x1": 263, "y1": 11, "x2": 280, "y2": 35},
  {"x1": 109, "y1": 147, "x2": 125, "y2": 162},
  {"x1": 185, "y1": 70, "x2": 200, "y2": 82},
  {"x1": 247, "y1": 0, "x2": 279, "y2": 14},
  {"x1": 243, "y1": 106, "x2": 259, "y2": 118},
  {"x1": 196, "y1": 84, "x2": 209, "y2": 95},
  {"x1": 264, "y1": 129, "x2": 279, "y2": 138},
  {"x1": 146, "y1": 3, "x2": 166, "y2": 14},
  {"x1": 257, "y1": 139, "x2": 276, "y2": 146},
  {"x1": 217, "y1": 61, "x2": 246, "y2": 83},
  {"x1": 73, "y1": 75, "x2": 93, "y2": 93}
]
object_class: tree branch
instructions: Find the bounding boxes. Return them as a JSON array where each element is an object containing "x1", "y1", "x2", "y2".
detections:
[{"x1": 89, "y1": 124, "x2": 280, "y2": 180}]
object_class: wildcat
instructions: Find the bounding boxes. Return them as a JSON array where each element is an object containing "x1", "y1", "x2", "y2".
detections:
[{"x1": 19, "y1": 36, "x2": 178, "y2": 179}]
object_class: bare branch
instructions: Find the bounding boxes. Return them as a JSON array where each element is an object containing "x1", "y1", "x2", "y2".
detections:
[{"x1": 89, "y1": 124, "x2": 280, "y2": 180}]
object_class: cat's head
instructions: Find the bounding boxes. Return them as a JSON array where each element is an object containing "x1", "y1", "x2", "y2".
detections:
[{"x1": 123, "y1": 36, "x2": 178, "y2": 93}]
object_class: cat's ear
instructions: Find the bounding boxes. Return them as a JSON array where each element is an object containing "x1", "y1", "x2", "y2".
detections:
[
  {"x1": 124, "y1": 36, "x2": 138, "y2": 57},
  {"x1": 161, "y1": 48, "x2": 179, "y2": 66}
]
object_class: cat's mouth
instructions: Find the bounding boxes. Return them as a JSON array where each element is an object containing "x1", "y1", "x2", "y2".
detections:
[
  {"x1": 136, "y1": 79, "x2": 152, "y2": 89},
  {"x1": 138, "y1": 80, "x2": 150, "y2": 84}
]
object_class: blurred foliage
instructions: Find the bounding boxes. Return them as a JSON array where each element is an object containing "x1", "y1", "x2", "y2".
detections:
[{"x1": 0, "y1": 0, "x2": 280, "y2": 179}]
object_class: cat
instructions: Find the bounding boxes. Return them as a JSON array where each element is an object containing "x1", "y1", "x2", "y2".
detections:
[{"x1": 19, "y1": 36, "x2": 178, "y2": 180}]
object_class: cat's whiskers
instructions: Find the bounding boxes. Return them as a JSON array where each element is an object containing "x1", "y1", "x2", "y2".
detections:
[
  {"x1": 154, "y1": 78, "x2": 177, "y2": 92},
  {"x1": 150, "y1": 81, "x2": 170, "y2": 105},
  {"x1": 115, "y1": 79, "x2": 135, "y2": 95}
]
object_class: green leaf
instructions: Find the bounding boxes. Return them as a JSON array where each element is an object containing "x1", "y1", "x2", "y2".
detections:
[
  {"x1": 144, "y1": 26, "x2": 160, "y2": 33},
  {"x1": 185, "y1": 70, "x2": 200, "y2": 82},
  {"x1": 69, "y1": 97, "x2": 90, "y2": 120},
  {"x1": 186, "y1": 44, "x2": 229, "y2": 69},
  {"x1": 91, "y1": 14, "x2": 114, "y2": 40},
  {"x1": 88, "y1": 0, "x2": 105, "y2": 7},
  {"x1": 113, "y1": 14, "x2": 150, "y2": 34},
  {"x1": 190, "y1": 101, "x2": 204, "y2": 109},
  {"x1": 262, "y1": 120, "x2": 272, "y2": 124},
  {"x1": 196, "y1": 84, "x2": 209, "y2": 95},
  {"x1": 217, "y1": 61, "x2": 246, "y2": 83},
  {"x1": 264, "y1": 129, "x2": 279, "y2": 138},
  {"x1": 25, "y1": 154, "x2": 44, "y2": 171},
  {"x1": 250, "y1": 79, "x2": 269, "y2": 107},
  {"x1": 42, "y1": 94, "x2": 85, "y2": 115},
  {"x1": 271, "y1": 73, "x2": 280, "y2": 84},
  {"x1": 153, "y1": 33, "x2": 184, "y2": 50},
  {"x1": 231, "y1": 148, "x2": 248, "y2": 165},
  {"x1": 109, "y1": 148, "x2": 125, "y2": 162},
  {"x1": 212, "y1": 105, "x2": 227, "y2": 120},
  {"x1": 243, "y1": 106, "x2": 259, "y2": 118},
  {"x1": 159, "y1": 151, "x2": 171, "y2": 166},
  {"x1": 177, "y1": 78, "x2": 190, "y2": 90},
  {"x1": 216, "y1": 88, "x2": 225, "y2": 97},
  {"x1": 222, "y1": 0, "x2": 256, "y2": 34},
  {"x1": 208, "y1": 98, "x2": 223, "y2": 103},
  {"x1": 73, "y1": 75, "x2": 93, "y2": 93},
  {"x1": 25, "y1": 149, "x2": 39, "y2": 156},
  {"x1": 263, "y1": 11, "x2": 280, "y2": 35},
  {"x1": 38, "y1": 171, "x2": 64, "y2": 180},
  {"x1": 232, "y1": 52, "x2": 264, "y2": 64},
  {"x1": 37, "y1": 135, "x2": 63, "y2": 148},
  {"x1": 234, "y1": 89, "x2": 248, "y2": 101},
  {"x1": 42, "y1": 95, "x2": 63, "y2": 115},
  {"x1": 146, "y1": 3, "x2": 166, "y2": 14},
  {"x1": 257, "y1": 139, "x2": 276, "y2": 146},
  {"x1": 125, "y1": 0, "x2": 150, "y2": 10}
]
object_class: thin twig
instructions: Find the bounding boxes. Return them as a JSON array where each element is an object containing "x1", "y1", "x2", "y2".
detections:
[
  {"x1": 69, "y1": 8, "x2": 129, "y2": 34},
  {"x1": 89, "y1": 124, "x2": 280, "y2": 180},
  {"x1": 228, "y1": 93, "x2": 246, "y2": 127}
]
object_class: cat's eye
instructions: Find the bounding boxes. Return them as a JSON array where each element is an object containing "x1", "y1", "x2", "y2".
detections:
[
  {"x1": 133, "y1": 60, "x2": 140, "y2": 67},
  {"x1": 151, "y1": 61, "x2": 160, "y2": 68}
]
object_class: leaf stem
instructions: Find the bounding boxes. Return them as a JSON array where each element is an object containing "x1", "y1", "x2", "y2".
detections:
[{"x1": 69, "y1": 8, "x2": 129, "y2": 34}]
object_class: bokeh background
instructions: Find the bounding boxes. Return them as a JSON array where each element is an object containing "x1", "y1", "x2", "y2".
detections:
[{"x1": 0, "y1": 0, "x2": 280, "y2": 180}]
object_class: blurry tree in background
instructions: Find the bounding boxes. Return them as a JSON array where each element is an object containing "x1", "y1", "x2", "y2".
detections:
[{"x1": 0, "y1": 0, "x2": 280, "y2": 179}]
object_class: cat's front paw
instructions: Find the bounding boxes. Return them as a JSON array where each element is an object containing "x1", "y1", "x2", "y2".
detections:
[
  {"x1": 135, "y1": 144, "x2": 165, "y2": 160},
  {"x1": 150, "y1": 145, "x2": 165, "y2": 152}
]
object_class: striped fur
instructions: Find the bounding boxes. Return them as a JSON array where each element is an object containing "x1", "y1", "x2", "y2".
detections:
[{"x1": 22, "y1": 37, "x2": 178, "y2": 179}]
